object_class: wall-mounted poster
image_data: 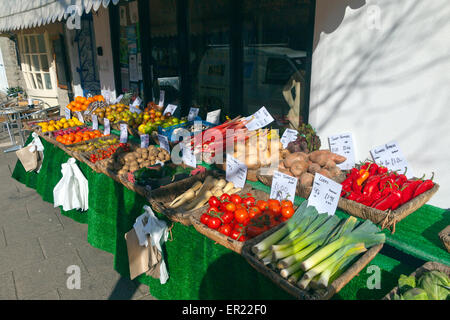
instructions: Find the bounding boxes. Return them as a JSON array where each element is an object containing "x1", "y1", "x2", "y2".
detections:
[
  {"x1": 119, "y1": 6, "x2": 128, "y2": 26},
  {"x1": 129, "y1": 1, "x2": 139, "y2": 24},
  {"x1": 129, "y1": 54, "x2": 138, "y2": 82}
]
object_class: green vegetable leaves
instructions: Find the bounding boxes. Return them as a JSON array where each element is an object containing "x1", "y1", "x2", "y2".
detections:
[
  {"x1": 417, "y1": 271, "x2": 450, "y2": 300},
  {"x1": 398, "y1": 274, "x2": 416, "y2": 294}
]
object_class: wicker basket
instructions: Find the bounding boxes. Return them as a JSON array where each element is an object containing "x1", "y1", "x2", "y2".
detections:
[
  {"x1": 439, "y1": 225, "x2": 450, "y2": 253},
  {"x1": 337, "y1": 183, "x2": 439, "y2": 232},
  {"x1": 189, "y1": 188, "x2": 276, "y2": 253},
  {"x1": 383, "y1": 261, "x2": 450, "y2": 300},
  {"x1": 241, "y1": 221, "x2": 384, "y2": 300}
]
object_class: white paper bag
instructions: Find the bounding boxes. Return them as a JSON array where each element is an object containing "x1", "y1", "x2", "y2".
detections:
[{"x1": 53, "y1": 158, "x2": 89, "y2": 212}]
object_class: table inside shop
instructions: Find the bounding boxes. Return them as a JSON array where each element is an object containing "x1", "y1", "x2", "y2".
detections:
[{"x1": 11, "y1": 132, "x2": 450, "y2": 300}]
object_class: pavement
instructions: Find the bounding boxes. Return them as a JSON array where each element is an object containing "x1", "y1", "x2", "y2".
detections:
[{"x1": 0, "y1": 128, "x2": 156, "y2": 300}]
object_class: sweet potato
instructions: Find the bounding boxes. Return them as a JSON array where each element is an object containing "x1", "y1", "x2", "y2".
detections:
[
  {"x1": 318, "y1": 168, "x2": 332, "y2": 179},
  {"x1": 330, "y1": 153, "x2": 347, "y2": 164},
  {"x1": 324, "y1": 159, "x2": 337, "y2": 170},
  {"x1": 284, "y1": 152, "x2": 309, "y2": 168},
  {"x1": 299, "y1": 172, "x2": 314, "y2": 188},
  {"x1": 308, "y1": 163, "x2": 321, "y2": 174},
  {"x1": 309, "y1": 150, "x2": 332, "y2": 166},
  {"x1": 279, "y1": 167, "x2": 293, "y2": 176},
  {"x1": 328, "y1": 165, "x2": 342, "y2": 178},
  {"x1": 290, "y1": 160, "x2": 309, "y2": 177}
]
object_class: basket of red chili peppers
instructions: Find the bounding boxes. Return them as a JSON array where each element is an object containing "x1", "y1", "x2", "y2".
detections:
[
  {"x1": 189, "y1": 189, "x2": 297, "y2": 254},
  {"x1": 338, "y1": 161, "x2": 439, "y2": 232}
]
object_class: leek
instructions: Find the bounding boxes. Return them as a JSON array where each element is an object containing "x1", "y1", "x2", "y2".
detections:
[
  {"x1": 277, "y1": 243, "x2": 320, "y2": 269},
  {"x1": 276, "y1": 208, "x2": 319, "y2": 245},
  {"x1": 280, "y1": 260, "x2": 303, "y2": 278},
  {"x1": 288, "y1": 270, "x2": 304, "y2": 284},
  {"x1": 300, "y1": 232, "x2": 385, "y2": 271},
  {"x1": 256, "y1": 249, "x2": 271, "y2": 260},
  {"x1": 252, "y1": 201, "x2": 310, "y2": 254}
]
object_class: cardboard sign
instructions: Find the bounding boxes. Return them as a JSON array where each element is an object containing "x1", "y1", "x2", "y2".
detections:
[
  {"x1": 120, "y1": 123, "x2": 128, "y2": 143},
  {"x1": 103, "y1": 118, "x2": 110, "y2": 135},
  {"x1": 188, "y1": 107, "x2": 199, "y2": 121},
  {"x1": 206, "y1": 109, "x2": 221, "y2": 125},
  {"x1": 140, "y1": 134, "x2": 149, "y2": 149},
  {"x1": 370, "y1": 141, "x2": 412, "y2": 178},
  {"x1": 182, "y1": 144, "x2": 197, "y2": 168},
  {"x1": 280, "y1": 129, "x2": 298, "y2": 149},
  {"x1": 158, "y1": 134, "x2": 170, "y2": 152},
  {"x1": 92, "y1": 114, "x2": 98, "y2": 130},
  {"x1": 131, "y1": 97, "x2": 142, "y2": 108},
  {"x1": 75, "y1": 111, "x2": 84, "y2": 124},
  {"x1": 270, "y1": 170, "x2": 298, "y2": 202},
  {"x1": 64, "y1": 107, "x2": 71, "y2": 120},
  {"x1": 328, "y1": 133, "x2": 356, "y2": 171},
  {"x1": 158, "y1": 90, "x2": 165, "y2": 107},
  {"x1": 163, "y1": 104, "x2": 177, "y2": 116},
  {"x1": 115, "y1": 94, "x2": 124, "y2": 104},
  {"x1": 245, "y1": 107, "x2": 274, "y2": 131},
  {"x1": 308, "y1": 173, "x2": 342, "y2": 216},
  {"x1": 225, "y1": 154, "x2": 247, "y2": 189}
]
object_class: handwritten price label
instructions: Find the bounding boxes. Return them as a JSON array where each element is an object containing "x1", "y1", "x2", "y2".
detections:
[
  {"x1": 158, "y1": 90, "x2": 165, "y2": 107},
  {"x1": 226, "y1": 154, "x2": 248, "y2": 189},
  {"x1": 64, "y1": 107, "x2": 71, "y2": 120},
  {"x1": 307, "y1": 173, "x2": 342, "y2": 216},
  {"x1": 270, "y1": 170, "x2": 298, "y2": 202},
  {"x1": 120, "y1": 123, "x2": 128, "y2": 143},
  {"x1": 182, "y1": 144, "x2": 197, "y2": 168},
  {"x1": 158, "y1": 134, "x2": 170, "y2": 152},
  {"x1": 75, "y1": 111, "x2": 85, "y2": 124},
  {"x1": 188, "y1": 107, "x2": 199, "y2": 121},
  {"x1": 280, "y1": 129, "x2": 298, "y2": 149},
  {"x1": 115, "y1": 94, "x2": 124, "y2": 104},
  {"x1": 328, "y1": 133, "x2": 356, "y2": 170},
  {"x1": 245, "y1": 106, "x2": 274, "y2": 131},
  {"x1": 140, "y1": 134, "x2": 149, "y2": 148},
  {"x1": 206, "y1": 109, "x2": 221, "y2": 125},
  {"x1": 370, "y1": 141, "x2": 412, "y2": 178},
  {"x1": 164, "y1": 104, "x2": 178, "y2": 116},
  {"x1": 103, "y1": 118, "x2": 110, "y2": 135},
  {"x1": 92, "y1": 114, "x2": 98, "y2": 130},
  {"x1": 131, "y1": 97, "x2": 142, "y2": 108}
]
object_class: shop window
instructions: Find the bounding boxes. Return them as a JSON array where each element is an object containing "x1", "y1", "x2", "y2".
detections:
[
  {"x1": 265, "y1": 58, "x2": 294, "y2": 85},
  {"x1": 17, "y1": 33, "x2": 55, "y2": 92}
]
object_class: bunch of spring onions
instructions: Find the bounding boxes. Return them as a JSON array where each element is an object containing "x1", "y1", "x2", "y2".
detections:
[{"x1": 252, "y1": 201, "x2": 385, "y2": 291}]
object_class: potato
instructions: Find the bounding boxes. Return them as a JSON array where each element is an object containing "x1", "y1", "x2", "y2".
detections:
[
  {"x1": 129, "y1": 161, "x2": 139, "y2": 168},
  {"x1": 324, "y1": 159, "x2": 337, "y2": 170},
  {"x1": 142, "y1": 161, "x2": 152, "y2": 167},
  {"x1": 318, "y1": 168, "x2": 332, "y2": 179},
  {"x1": 149, "y1": 155, "x2": 156, "y2": 161},
  {"x1": 331, "y1": 153, "x2": 347, "y2": 164},
  {"x1": 299, "y1": 172, "x2": 314, "y2": 188},
  {"x1": 279, "y1": 161, "x2": 287, "y2": 171},
  {"x1": 308, "y1": 163, "x2": 321, "y2": 174},
  {"x1": 310, "y1": 153, "x2": 331, "y2": 167},
  {"x1": 328, "y1": 166, "x2": 342, "y2": 178},
  {"x1": 124, "y1": 153, "x2": 137, "y2": 162},
  {"x1": 141, "y1": 152, "x2": 148, "y2": 160},
  {"x1": 290, "y1": 160, "x2": 309, "y2": 177},
  {"x1": 164, "y1": 154, "x2": 171, "y2": 161},
  {"x1": 118, "y1": 169, "x2": 127, "y2": 175},
  {"x1": 137, "y1": 158, "x2": 145, "y2": 164},
  {"x1": 278, "y1": 167, "x2": 293, "y2": 176},
  {"x1": 129, "y1": 165, "x2": 139, "y2": 172},
  {"x1": 284, "y1": 152, "x2": 309, "y2": 168},
  {"x1": 281, "y1": 149, "x2": 290, "y2": 159}
]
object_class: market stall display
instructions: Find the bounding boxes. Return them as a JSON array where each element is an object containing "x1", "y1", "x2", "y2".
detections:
[
  {"x1": 338, "y1": 162, "x2": 439, "y2": 231},
  {"x1": 243, "y1": 202, "x2": 385, "y2": 299},
  {"x1": 66, "y1": 95, "x2": 105, "y2": 113},
  {"x1": 286, "y1": 123, "x2": 321, "y2": 154},
  {"x1": 383, "y1": 261, "x2": 449, "y2": 300},
  {"x1": 34, "y1": 117, "x2": 84, "y2": 133}
]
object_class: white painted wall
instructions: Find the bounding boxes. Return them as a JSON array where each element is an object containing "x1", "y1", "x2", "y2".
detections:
[
  {"x1": 309, "y1": 0, "x2": 450, "y2": 208},
  {"x1": 64, "y1": 27, "x2": 84, "y2": 98},
  {"x1": 92, "y1": 7, "x2": 116, "y2": 103}
]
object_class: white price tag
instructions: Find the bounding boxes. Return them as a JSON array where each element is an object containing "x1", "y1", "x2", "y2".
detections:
[
  {"x1": 158, "y1": 90, "x2": 165, "y2": 107},
  {"x1": 64, "y1": 107, "x2": 71, "y2": 120},
  {"x1": 328, "y1": 133, "x2": 356, "y2": 171},
  {"x1": 245, "y1": 106, "x2": 274, "y2": 131},
  {"x1": 92, "y1": 114, "x2": 98, "y2": 130},
  {"x1": 206, "y1": 109, "x2": 221, "y2": 124},
  {"x1": 163, "y1": 104, "x2": 178, "y2": 116},
  {"x1": 103, "y1": 118, "x2": 110, "y2": 135},
  {"x1": 115, "y1": 94, "x2": 124, "y2": 104},
  {"x1": 280, "y1": 129, "x2": 298, "y2": 149},
  {"x1": 120, "y1": 123, "x2": 128, "y2": 143},
  {"x1": 75, "y1": 111, "x2": 84, "y2": 124},
  {"x1": 131, "y1": 97, "x2": 142, "y2": 108},
  {"x1": 188, "y1": 107, "x2": 199, "y2": 121},
  {"x1": 157, "y1": 134, "x2": 170, "y2": 152},
  {"x1": 270, "y1": 170, "x2": 298, "y2": 202},
  {"x1": 370, "y1": 141, "x2": 412, "y2": 178},
  {"x1": 182, "y1": 144, "x2": 197, "y2": 168},
  {"x1": 140, "y1": 134, "x2": 149, "y2": 148},
  {"x1": 225, "y1": 154, "x2": 248, "y2": 189},
  {"x1": 308, "y1": 173, "x2": 342, "y2": 216}
]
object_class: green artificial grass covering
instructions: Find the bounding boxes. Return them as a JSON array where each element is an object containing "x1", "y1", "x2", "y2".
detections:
[{"x1": 10, "y1": 132, "x2": 443, "y2": 300}]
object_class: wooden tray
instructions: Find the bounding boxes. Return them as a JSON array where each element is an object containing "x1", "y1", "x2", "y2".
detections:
[
  {"x1": 189, "y1": 188, "x2": 273, "y2": 253},
  {"x1": 439, "y1": 225, "x2": 450, "y2": 253},
  {"x1": 383, "y1": 261, "x2": 450, "y2": 300},
  {"x1": 241, "y1": 222, "x2": 384, "y2": 300}
]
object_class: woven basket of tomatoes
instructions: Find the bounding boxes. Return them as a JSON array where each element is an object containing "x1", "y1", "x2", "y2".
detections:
[
  {"x1": 337, "y1": 161, "x2": 439, "y2": 232},
  {"x1": 190, "y1": 189, "x2": 297, "y2": 254}
]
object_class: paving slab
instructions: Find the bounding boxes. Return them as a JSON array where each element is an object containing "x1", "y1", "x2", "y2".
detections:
[
  {"x1": 13, "y1": 252, "x2": 88, "y2": 299},
  {"x1": 56, "y1": 274, "x2": 112, "y2": 300},
  {"x1": 22, "y1": 289, "x2": 60, "y2": 300},
  {"x1": 75, "y1": 246, "x2": 115, "y2": 275},
  {"x1": 0, "y1": 202, "x2": 29, "y2": 225},
  {"x1": 0, "y1": 271, "x2": 17, "y2": 300},
  {"x1": 0, "y1": 227, "x2": 6, "y2": 248},
  {"x1": 0, "y1": 237, "x2": 45, "y2": 274},
  {"x1": 38, "y1": 229, "x2": 91, "y2": 259},
  {"x1": 88, "y1": 269, "x2": 147, "y2": 300}
]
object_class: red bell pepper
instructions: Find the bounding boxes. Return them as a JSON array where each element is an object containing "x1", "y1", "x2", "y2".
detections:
[
  {"x1": 412, "y1": 173, "x2": 435, "y2": 198},
  {"x1": 374, "y1": 188, "x2": 402, "y2": 211},
  {"x1": 400, "y1": 177, "x2": 424, "y2": 205}
]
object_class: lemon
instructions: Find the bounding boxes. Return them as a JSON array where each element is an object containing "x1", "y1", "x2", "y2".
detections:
[
  {"x1": 48, "y1": 125, "x2": 55, "y2": 131},
  {"x1": 42, "y1": 128, "x2": 48, "y2": 133},
  {"x1": 60, "y1": 118, "x2": 67, "y2": 123}
]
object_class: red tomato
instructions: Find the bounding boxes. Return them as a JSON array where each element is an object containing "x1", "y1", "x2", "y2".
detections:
[
  {"x1": 207, "y1": 217, "x2": 222, "y2": 229},
  {"x1": 242, "y1": 196, "x2": 256, "y2": 207},
  {"x1": 234, "y1": 208, "x2": 249, "y2": 224},
  {"x1": 237, "y1": 235, "x2": 247, "y2": 242},
  {"x1": 269, "y1": 203, "x2": 282, "y2": 216},
  {"x1": 281, "y1": 200, "x2": 294, "y2": 208},
  {"x1": 207, "y1": 206, "x2": 220, "y2": 214},
  {"x1": 248, "y1": 206, "x2": 261, "y2": 219},
  {"x1": 267, "y1": 199, "x2": 280, "y2": 208},
  {"x1": 256, "y1": 200, "x2": 268, "y2": 211},
  {"x1": 200, "y1": 213, "x2": 210, "y2": 225},
  {"x1": 225, "y1": 202, "x2": 236, "y2": 212},
  {"x1": 246, "y1": 225, "x2": 265, "y2": 238},
  {"x1": 280, "y1": 216, "x2": 290, "y2": 222},
  {"x1": 281, "y1": 206, "x2": 295, "y2": 219},
  {"x1": 234, "y1": 223, "x2": 245, "y2": 232},
  {"x1": 230, "y1": 230, "x2": 243, "y2": 241},
  {"x1": 241, "y1": 218, "x2": 250, "y2": 227},
  {"x1": 220, "y1": 193, "x2": 231, "y2": 202},
  {"x1": 208, "y1": 196, "x2": 220, "y2": 208},
  {"x1": 221, "y1": 211, "x2": 234, "y2": 225},
  {"x1": 230, "y1": 194, "x2": 242, "y2": 205},
  {"x1": 218, "y1": 224, "x2": 232, "y2": 237}
]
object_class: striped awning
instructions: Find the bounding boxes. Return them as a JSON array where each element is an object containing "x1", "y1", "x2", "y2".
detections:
[{"x1": 0, "y1": 0, "x2": 120, "y2": 32}]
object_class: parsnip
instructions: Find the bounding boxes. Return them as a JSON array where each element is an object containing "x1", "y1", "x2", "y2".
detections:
[
  {"x1": 192, "y1": 191, "x2": 213, "y2": 210},
  {"x1": 182, "y1": 176, "x2": 215, "y2": 211},
  {"x1": 222, "y1": 181, "x2": 235, "y2": 194},
  {"x1": 169, "y1": 181, "x2": 203, "y2": 208},
  {"x1": 228, "y1": 187, "x2": 242, "y2": 194}
]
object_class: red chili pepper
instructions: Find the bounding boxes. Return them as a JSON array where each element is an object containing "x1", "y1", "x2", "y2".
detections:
[
  {"x1": 363, "y1": 176, "x2": 381, "y2": 198},
  {"x1": 400, "y1": 177, "x2": 424, "y2": 205},
  {"x1": 369, "y1": 163, "x2": 379, "y2": 176},
  {"x1": 377, "y1": 166, "x2": 388, "y2": 175},
  {"x1": 412, "y1": 173, "x2": 435, "y2": 198},
  {"x1": 374, "y1": 188, "x2": 402, "y2": 211},
  {"x1": 370, "y1": 193, "x2": 389, "y2": 208},
  {"x1": 347, "y1": 191, "x2": 362, "y2": 202},
  {"x1": 370, "y1": 190, "x2": 383, "y2": 204}
]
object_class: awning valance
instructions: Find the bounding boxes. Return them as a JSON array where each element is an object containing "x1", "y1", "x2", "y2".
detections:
[{"x1": 0, "y1": 0, "x2": 120, "y2": 32}]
